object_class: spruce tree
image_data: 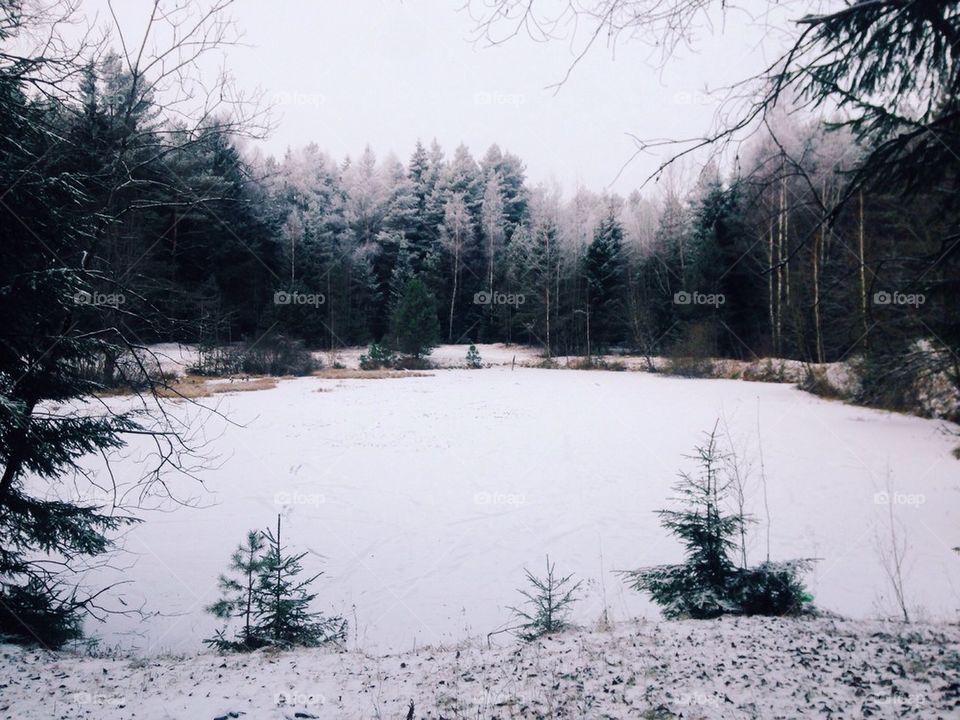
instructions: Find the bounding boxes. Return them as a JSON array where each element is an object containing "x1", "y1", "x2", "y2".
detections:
[
  {"x1": 254, "y1": 515, "x2": 346, "y2": 648},
  {"x1": 509, "y1": 556, "x2": 582, "y2": 641},
  {"x1": 391, "y1": 277, "x2": 439, "y2": 358},
  {"x1": 206, "y1": 530, "x2": 267, "y2": 651},
  {"x1": 623, "y1": 425, "x2": 740, "y2": 618},
  {"x1": 623, "y1": 424, "x2": 813, "y2": 618},
  {"x1": 584, "y1": 210, "x2": 627, "y2": 351}
]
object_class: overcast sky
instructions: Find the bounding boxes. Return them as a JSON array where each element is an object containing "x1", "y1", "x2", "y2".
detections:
[{"x1": 92, "y1": 1, "x2": 801, "y2": 195}]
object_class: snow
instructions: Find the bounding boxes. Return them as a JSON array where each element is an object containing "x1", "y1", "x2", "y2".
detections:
[
  {"x1": 66, "y1": 366, "x2": 960, "y2": 658},
  {"x1": 3, "y1": 616, "x2": 958, "y2": 719}
]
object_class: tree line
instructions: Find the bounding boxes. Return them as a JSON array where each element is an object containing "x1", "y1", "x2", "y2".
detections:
[
  {"x1": 1, "y1": 0, "x2": 957, "y2": 647},
  {"x1": 53, "y1": 52, "x2": 959, "y2": 385}
]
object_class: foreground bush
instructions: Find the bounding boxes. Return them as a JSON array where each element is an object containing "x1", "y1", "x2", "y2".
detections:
[
  {"x1": 0, "y1": 580, "x2": 83, "y2": 649},
  {"x1": 206, "y1": 515, "x2": 345, "y2": 652},
  {"x1": 622, "y1": 424, "x2": 813, "y2": 618}
]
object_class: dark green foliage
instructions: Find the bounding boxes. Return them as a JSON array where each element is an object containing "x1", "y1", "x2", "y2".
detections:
[
  {"x1": 728, "y1": 561, "x2": 814, "y2": 616},
  {"x1": 237, "y1": 336, "x2": 318, "y2": 377},
  {"x1": 584, "y1": 210, "x2": 627, "y2": 350},
  {"x1": 391, "y1": 277, "x2": 439, "y2": 358},
  {"x1": 466, "y1": 344, "x2": 483, "y2": 368},
  {"x1": 0, "y1": 580, "x2": 84, "y2": 648},
  {"x1": 509, "y1": 556, "x2": 582, "y2": 641},
  {"x1": 205, "y1": 531, "x2": 267, "y2": 651},
  {"x1": 359, "y1": 343, "x2": 396, "y2": 370},
  {"x1": 206, "y1": 517, "x2": 346, "y2": 652},
  {"x1": 623, "y1": 425, "x2": 813, "y2": 619},
  {"x1": 255, "y1": 516, "x2": 347, "y2": 649}
]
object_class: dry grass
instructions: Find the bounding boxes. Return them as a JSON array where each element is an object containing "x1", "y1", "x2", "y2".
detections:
[
  {"x1": 155, "y1": 373, "x2": 279, "y2": 399},
  {"x1": 311, "y1": 368, "x2": 433, "y2": 380}
]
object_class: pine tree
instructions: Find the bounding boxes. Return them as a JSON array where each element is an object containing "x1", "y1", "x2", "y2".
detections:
[
  {"x1": 584, "y1": 210, "x2": 627, "y2": 351},
  {"x1": 206, "y1": 518, "x2": 346, "y2": 651},
  {"x1": 254, "y1": 515, "x2": 346, "y2": 649},
  {"x1": 509, "y1": 556, "x2": 582, "y2": 641},
  {"x1": 388, "y1": 237, "x2": 415, "y2": 318},
  {"x1": 206, "y1": 530, "x2": 267, "y2": 651},
  {"x1": 466, "y1": 344, "x2": 482, "y2": 369},
  {"x1": 622, "y1": 424, "x2": 740, "y2": 618},
  {"x1": 391, "y1": 277, "x2": 439, "y2": 358},
  {"x1": 622, "y1": 424, "x2": 813, "y2": 618}
]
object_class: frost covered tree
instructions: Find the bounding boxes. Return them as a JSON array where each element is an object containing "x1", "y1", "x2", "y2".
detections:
[{"x1": 440, "y1": 193, "x2": 473, "y2": 342}]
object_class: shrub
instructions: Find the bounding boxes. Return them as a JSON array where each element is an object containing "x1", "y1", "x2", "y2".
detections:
[
  {"x1": 742, "y1": 359, "x2": 788, "y2": 383},
  {"x1": 359, "y1": 343, "x2": 396, "y2": 370},
  {"x1": 663, "y1": 354, "x2": 716, "y2": 378},
  {"x1": 466, "y1": 344, "x2": 482, "y2": 369},
  {"x1": 569, "y1": 356, "x2": 627, "y2": 371},
  {"x1": 728, "y1": 561, "x2": 814, "y2": 616},
  {"x1": 239, "y1": 336, "x2": 317, "y2": 376},
  {"x1": 188, "y1": 336, "x2": 317, "y2": 377},
  {"x1": 393, "y1": 354, "x2": 432, "y2": 370}
]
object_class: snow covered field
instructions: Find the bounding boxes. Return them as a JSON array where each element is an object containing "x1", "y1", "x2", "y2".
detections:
[
  {"x1": 4, "y1": 616, "x2": 958, "y2": 719},
  {"x1": 75, "y1": 367, "x2": 958, "y2": 656}
]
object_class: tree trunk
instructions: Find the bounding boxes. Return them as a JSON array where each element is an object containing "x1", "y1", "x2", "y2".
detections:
[
  {"x1": 448, "y1": 244, "x2": 459, "y2": 342},
  {"x1": 858, "y1": 190, "x2": 869, "y2": 349}
]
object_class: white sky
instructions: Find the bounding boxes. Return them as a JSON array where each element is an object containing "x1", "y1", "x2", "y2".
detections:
[{"x1": 85, "y1": 0, "x2": 803, "y2": 194}]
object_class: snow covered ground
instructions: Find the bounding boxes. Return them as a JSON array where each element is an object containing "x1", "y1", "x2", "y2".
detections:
[
  {"x1": 65, "y1": 366, "x2": 959, "y2": 658},
  {"x1": 3, "y1": 616, "x2": 958, "y2": 719}
]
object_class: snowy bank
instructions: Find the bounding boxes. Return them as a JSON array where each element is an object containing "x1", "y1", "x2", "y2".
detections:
[{"x1": 3, "y1": 616, "x2": 958, "y2": 719}]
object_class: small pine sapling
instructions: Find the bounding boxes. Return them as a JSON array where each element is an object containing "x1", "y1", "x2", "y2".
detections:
[
  {"x1": 509, "y1": 556, "x2": 582, "y2": 641},
  {"x1": 359, "y1": 343, "x2": 396, "y2": 370},
  {"x1": 466, "y1": 344, "x2": 482, "y2": 369},
  {"x1": 623, "y1": 423, "x2": 740, "y2": 618},
  {"x1": 623, "y1": 422, "x2": 814, "y2": 618},
  {"x1": 254, "y1": 514, "x2": 346, "y2": 648},
  {"x1": 205, "y1": 530, "x2": 267, "y2": 651}
]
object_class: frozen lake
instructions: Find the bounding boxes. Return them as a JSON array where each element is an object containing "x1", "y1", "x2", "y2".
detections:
[{"x1": 77, "y1": 369, "x2": 959, "y2": 654}]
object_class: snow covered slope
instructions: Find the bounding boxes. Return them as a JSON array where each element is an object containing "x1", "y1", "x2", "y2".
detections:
[{"x1": 2, "y1": 616, "x2": 957, "y2": 719}]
